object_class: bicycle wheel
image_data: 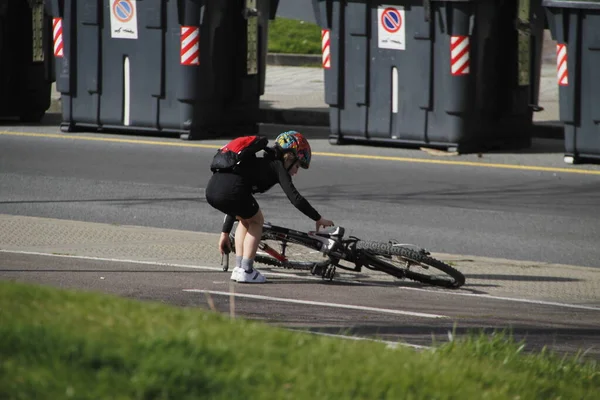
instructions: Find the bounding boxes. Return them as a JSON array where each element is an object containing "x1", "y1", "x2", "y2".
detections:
[
  {"x1": 356, "y1": 241, "x2": 465, "y2": 288},
  {"x1": 229, "y1": 232, "x2": 330, "y2": 272}
]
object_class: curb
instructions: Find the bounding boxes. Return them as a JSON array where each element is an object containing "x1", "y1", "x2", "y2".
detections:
[
  {"x1": 257, "y1": 108, "x2": 564, "y2": 141},
  {"x1": 530, "y1": 121, "x2": 564, "y2": 140},
  {"x1": 258, "y1": 108, "x2": 329, "y2": 127},
  {"x1": 267, "y1": 53, "x2": 321, "y2": 67},
  {"x1": 48, "y1": 102, "x2": 564, "y2": 142}
]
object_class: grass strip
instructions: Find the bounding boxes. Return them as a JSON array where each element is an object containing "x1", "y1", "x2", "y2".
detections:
[
  {"x1": 268, "y1": 18, "x2": 321, "y2": 55},
  {"x1": 0, "y1": 280, "x2": 598, "y2": 399}
]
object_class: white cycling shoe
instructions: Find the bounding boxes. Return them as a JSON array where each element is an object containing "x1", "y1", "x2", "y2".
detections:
[
  {"x1": 235, "y1": 268, "x2": 266, "y2": 283},
  {"x1": 230, "y1": 267, "x2": 245, "y2": 282}
]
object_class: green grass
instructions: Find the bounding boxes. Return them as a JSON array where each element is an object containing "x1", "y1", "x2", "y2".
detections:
[
  {"x1": 268, "y1": 18, "x2": 321, "y2": 54},
  {"x1": 1, "y1": 280, "x2": 598, "y2": 399}
]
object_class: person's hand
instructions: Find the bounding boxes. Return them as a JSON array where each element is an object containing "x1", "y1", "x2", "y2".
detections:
[
  {"x1": 316, "y1": 217, "x2": 334, "y2": 232},
  {"x1": 218, "y1": 232, "x2": 232, "y2": 255}
]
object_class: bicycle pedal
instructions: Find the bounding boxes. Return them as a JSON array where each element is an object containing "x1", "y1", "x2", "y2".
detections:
[
  {"x1": 322, "y1": 265, "x2": 336, "y2": 281},
  {"x1": 311, "y1": 265, "x2": 325, "y2": 276}
]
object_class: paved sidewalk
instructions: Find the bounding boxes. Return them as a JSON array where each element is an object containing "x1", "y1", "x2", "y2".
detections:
[{"x1": 2, "y1": 214, "x2": 599, "y2": 308}]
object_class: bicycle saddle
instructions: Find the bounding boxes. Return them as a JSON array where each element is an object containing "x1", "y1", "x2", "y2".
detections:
[{"x1": 314, "y1": 226, "x2": 345, "y2": 238}]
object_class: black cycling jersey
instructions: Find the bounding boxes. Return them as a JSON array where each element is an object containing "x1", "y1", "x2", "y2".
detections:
[{"x1": 207, "y1": 150, "x2": 321, "y2": 233}]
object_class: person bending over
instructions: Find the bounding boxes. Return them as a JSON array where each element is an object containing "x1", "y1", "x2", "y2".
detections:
[{"x1": 205, "y1": 131, "x2": 334, "y2": 283}]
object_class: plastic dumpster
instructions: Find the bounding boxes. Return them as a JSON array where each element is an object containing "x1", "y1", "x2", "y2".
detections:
[
  {"x1": 45, "y1": 0, "x2": 277, "y2": 140},
  {"x1": 312, "y1": 0, "x2": 546, "y2": 153},
  {"x1": 544, "y1": 0, "x2": 600, "y2": 164},
  {"x1": 0, "y1": 0, "x2": 54, "y2": 122}
]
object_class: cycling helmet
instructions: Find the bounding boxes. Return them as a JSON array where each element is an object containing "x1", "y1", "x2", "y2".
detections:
[{"x1": 274, "y1": 131, "x2": 312, "y2": 169}]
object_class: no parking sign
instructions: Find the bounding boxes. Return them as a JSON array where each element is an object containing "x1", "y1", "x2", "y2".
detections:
[
  {"x1": 110, "y1": 0, "x2": 139, "y2": 39},
  {"x1": 378, "y1": 5, "x2": 405, "y2": 50}
]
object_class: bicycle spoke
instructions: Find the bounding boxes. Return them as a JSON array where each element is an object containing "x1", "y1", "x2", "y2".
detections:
[{"x1": 257, "y1": 238, "x2": 328, "y2": 270}]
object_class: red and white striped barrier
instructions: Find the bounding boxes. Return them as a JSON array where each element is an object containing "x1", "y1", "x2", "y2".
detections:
[
  {"x1": 321, "y1": 29, "x2": 331, "y2": 69},
  {"x1": 52, "y1": 18, "x2": 64, "y2": 57},
  {"x1": 556, "y1": 43, "x2": 568, "y2": 86},
  {"x1": 180, "y1": 26, "x2": 200, "y2": 66},
  {"x1": 450, "y1": 35, "x2": 470, "y2": 76}
]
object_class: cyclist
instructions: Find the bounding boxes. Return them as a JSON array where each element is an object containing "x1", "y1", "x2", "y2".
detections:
[{"x1": 205, "y1": 131, "x2": 334, "y2": 283}]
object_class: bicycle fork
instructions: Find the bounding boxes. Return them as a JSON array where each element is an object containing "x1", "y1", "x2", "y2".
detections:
[{"x1": 258, "y1": 242, "x2": 288, "y2": 262}]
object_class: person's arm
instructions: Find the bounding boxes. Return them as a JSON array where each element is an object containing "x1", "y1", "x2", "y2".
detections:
[
  {"x1": 221, "y1": 214, "x2": 235, "y2": 234},
  {"x1": 218, "y1": 214, "x2": 235, "y2": 255},
  {"x1": 274, "y1": 161, "x2": 321, "y2": 221}
]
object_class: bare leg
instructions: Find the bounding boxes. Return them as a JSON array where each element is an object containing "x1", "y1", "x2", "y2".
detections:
[
  {"x1": 241, "y1": 209, "x2": 264, "y2": 259},
  {"x1": 235, "y1": 210, "x2": 266, "y2": 282},
  {"x1": 234, "y1": 218, "x2": 247, "y2": 259}
]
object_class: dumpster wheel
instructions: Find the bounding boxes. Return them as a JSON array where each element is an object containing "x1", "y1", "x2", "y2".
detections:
[
  {"x1": 564, "y1": 155, "x2": 579, "y2": 165},
  {"x1": 328, "y1": 136, "x2": 346, "y2": 146},
  {"x1": 19, "y1": 111, "x2": 45, "y2": 123}
]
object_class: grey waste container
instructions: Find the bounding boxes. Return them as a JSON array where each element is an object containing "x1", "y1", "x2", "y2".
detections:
[
  {"x1": 0, "y1": 0, "x2": 54, "y2": 122},
  {"x1": 313, "y1": 0, "x2": 546, "y2": 153},
  {"x1": 45, "y1": 0, "x2": 276, "y2": 140},
  {"x1": 544, "y1": 0, "x2": 600, "y2": 164}
]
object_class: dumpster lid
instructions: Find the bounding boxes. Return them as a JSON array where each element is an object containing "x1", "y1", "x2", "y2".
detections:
[{"x1": 543, "y1": 0, "x2": 600, "y2": 9}]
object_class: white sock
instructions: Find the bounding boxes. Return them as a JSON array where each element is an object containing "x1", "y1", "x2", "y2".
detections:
[{"x1": 241, "y1": 258, "x2": 254, "y2": 273}]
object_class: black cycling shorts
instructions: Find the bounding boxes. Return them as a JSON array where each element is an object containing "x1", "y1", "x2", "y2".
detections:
[{"x1": 205, "y1": 172, "x2": 259, "y2": 219}]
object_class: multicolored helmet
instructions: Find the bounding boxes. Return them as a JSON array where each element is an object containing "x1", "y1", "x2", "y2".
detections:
[{"x1": 274, "y1": 131, "x2": 312, "y2": 169}]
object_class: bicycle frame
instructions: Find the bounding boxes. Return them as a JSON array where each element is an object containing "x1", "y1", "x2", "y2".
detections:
[
  {"x1": 258, "y1": 223, "x2": 369, "y2": 273},
  {"x1": 224, "y1": 222, "x2": 465, "y2": 288},
  {"x1": 223, "y1": 223, "x2": 323, "y2": 271}
]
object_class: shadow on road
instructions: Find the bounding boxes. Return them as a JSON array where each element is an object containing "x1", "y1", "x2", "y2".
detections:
[{"x1": 465, "y1": 274, "x2": 580, "y2": 282}]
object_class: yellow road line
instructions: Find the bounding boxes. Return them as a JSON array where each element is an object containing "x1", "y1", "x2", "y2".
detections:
[
  {"x1": 317, "y1": 151, "x2": 600, "y2": 175},
  {"x1": 0, "y1": 131, "x2": 220, "y2": 149},
  {"x1": 2, "y1": 130, "x2": 600, "y2": 176}
]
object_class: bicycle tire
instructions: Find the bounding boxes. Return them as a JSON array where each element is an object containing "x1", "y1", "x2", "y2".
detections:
[
  {"x1": 228, "y1": 233, "x2": 281, "y2": 267},
  {"x1": 229, "y1": 232, "x2": 328, "y2": 271},
  {"x1": 356, "y1": 241, "x2": 465, "y2": 288}
]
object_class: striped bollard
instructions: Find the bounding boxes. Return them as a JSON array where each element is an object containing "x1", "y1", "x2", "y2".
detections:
[
  {"x1": 450, "y1": 35, "x2": 470, "y2": 76},
  {"x1": 52, "y1": 18, "x2": 64, "y2": 57},
  {"x1": 556, "y1": 43, "x2": 568, "y2": 86},
  {"x1": 180, "y1": 26, "x2": 200, "y2": 66},
  {"x1": 321, "y1": 29, "x2": 331, "y2": 69}
]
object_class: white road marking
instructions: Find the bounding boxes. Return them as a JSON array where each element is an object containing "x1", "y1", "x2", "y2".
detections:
[
  {"x1": 398, "y1": 286, "x2": 600, "y2": 311},
  {"x1": 287, "y1": 329, "x2": 431, "y2": 350},
  {"x1": 183, "y1": 289, "x2": 447, "y2": 319},
  {"x1": 2, "y1": 249, "x2": 597, "y2": 311},
  {"x1": 0, "y1": 250, "x2": 333, "y2": 282},
  {"x1": 0, "y1": 250, "x2": 434, "y2": 349},
  {"x1": 0, "y1": 250, "x2": 227, "y2": 272}
]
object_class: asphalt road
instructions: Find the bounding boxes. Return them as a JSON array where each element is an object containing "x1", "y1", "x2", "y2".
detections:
[
  {"x1": 1, "y1": 123, "x2": 600, "y2": 358},
  {"x1": 1, "y1": 124, "x2": 599, "y2": 268},
  {"x1": 2, "y1": 251, "x2": 599, "y2": 357}
]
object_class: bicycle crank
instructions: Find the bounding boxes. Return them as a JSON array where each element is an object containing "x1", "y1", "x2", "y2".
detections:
[
  {"x1": 311, "y1": 264, "x2": 336, "y2": 281},
  {"x1": 323, "y1": 265, "x2": 336, "y2": 281}
]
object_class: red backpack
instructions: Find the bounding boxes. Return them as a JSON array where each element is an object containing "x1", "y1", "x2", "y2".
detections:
[{"x1": 210, "y1": 135, "x2": 269, "y2": 173}]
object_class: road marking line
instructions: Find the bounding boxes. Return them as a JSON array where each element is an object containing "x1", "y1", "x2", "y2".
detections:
[
  {"x1": 314, "y1": 151, "x2": 600, "y2": 175},
  {"x1": 399, "y1": 287, "x2": 600, "y2": 311},
  {"x1": 183, "y1": 289, "x2": 448, "y2": 319},
  {"x1": 0, "y1": 250, "x2": 431, "y2": 348},
  {"x1": 0, "y1": 131, "x2": 220, "y2": 149},
  {"x1": 287, "y1": 329, "x2": 431, "y2": 350},
  {"x1": 2, "y1": 130, "x2": 600, "y2": 176},
  {"x1": 2, "y1": 250, "x2": 597, "y2": 311},
  {"x1": 0, "y1": 250, "x2": 329, "y2": 281}
]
